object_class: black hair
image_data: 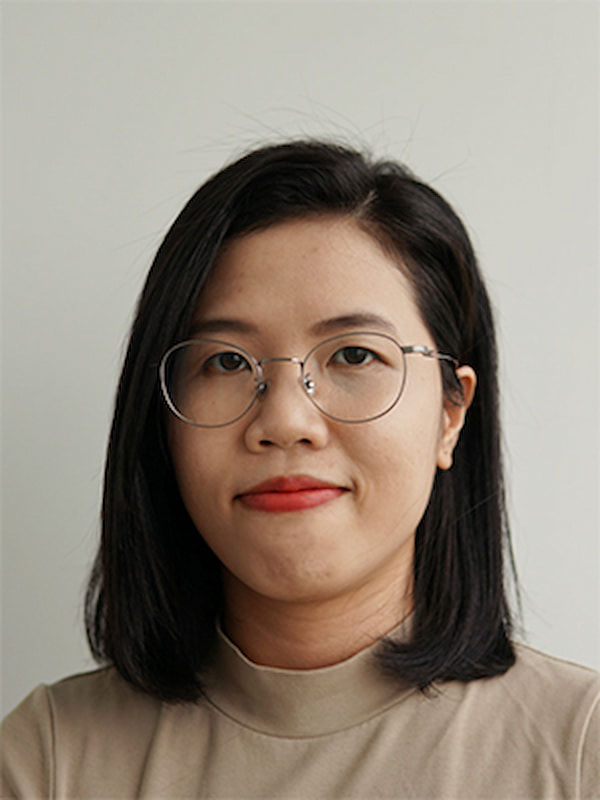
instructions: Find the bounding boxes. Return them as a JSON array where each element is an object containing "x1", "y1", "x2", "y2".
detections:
[{"x1": 85, "y1": 140, "x2": 517, "y2": 702}]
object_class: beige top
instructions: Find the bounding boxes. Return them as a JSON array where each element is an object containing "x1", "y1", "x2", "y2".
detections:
[{"x1": 2, "y1": 630, "x2": 599, "y2": 799}]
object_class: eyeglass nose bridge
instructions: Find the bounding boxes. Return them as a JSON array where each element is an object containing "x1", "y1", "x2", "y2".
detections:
[{"x1": 254, "y1": 356, "x2": 316, "y2": 396}]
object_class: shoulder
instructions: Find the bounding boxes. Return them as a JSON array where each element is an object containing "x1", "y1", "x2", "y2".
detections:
[
  {"x1": 3, "y1": 664, "x2": 166, "y2": 744},
  {"x1": 511, "y1": 641, "x2": 599, "y2": 683},
  {"x1": 440, "y1": 644, "x2": 600, "y2": 798},
  {"x1": 506, "y1": 643, "x2": 600, "y2": 711},
  {"x1": 47, "y1": 665, "x2": 160, "y2": 719},
  {"x1": 451, "y1": 643, "x2": 600, "y2": 729},
  {"x1": 513, "y1": 642, "x2": 599, "y2": 679},
  {"x1": 509, "y1": 645, "x2": 600, "y2": 757},
  {"x1": 1, "y1": 667, "x2": 163, "y2": 799},
  {"x1": 4, "y1": 666, "x2": 159, "y2": 732}
]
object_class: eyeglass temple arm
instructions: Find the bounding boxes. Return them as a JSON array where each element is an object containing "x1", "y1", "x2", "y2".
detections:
[{"x1": 402, "y1": 345, "x2": 459, "y2": 368}]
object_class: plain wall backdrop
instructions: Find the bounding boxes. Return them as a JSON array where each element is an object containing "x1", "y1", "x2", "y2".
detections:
[{"x1": 2, "y1": 1, "x2": 598, "y2": 715}]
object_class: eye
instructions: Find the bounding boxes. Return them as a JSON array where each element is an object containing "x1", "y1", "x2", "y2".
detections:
[
  {"x1": 205, "y1": 351, "x2": 251, "y2": 373},
  {"x1": 331, "y1": 346, "x2": 379, "y2": 366}
]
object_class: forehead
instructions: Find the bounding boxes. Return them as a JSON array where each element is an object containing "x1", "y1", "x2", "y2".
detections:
[{"x1": 192, "y1": 216, "x2": 428, "y2": 342}]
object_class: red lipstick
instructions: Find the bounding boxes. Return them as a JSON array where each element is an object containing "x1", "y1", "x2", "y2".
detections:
[{"x1": 237, "y1": 476, "x2": 346, "y2": 512}]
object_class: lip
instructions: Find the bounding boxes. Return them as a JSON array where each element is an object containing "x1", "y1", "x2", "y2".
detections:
[{"x1": 236, "y1": 475, "x2": 348, "y2": 512}]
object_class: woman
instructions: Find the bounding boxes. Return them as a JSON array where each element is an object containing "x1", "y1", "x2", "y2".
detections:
[{"x1": 2, "y1": 141, "x2": 598, "y2": 799}]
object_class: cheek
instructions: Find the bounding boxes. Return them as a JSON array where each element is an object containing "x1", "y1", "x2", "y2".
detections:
[
  {"x1": 352, "y1": 413, "x2": 442, "y2": 517},
  {"x1": 168, "y1": 424, "x2": 228, "y2": 528}
]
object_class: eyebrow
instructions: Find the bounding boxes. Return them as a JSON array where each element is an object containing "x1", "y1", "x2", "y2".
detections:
[
  {"x1": 310, "y1": 313, "x2": 398, "y2": 337},
  {"x1": 188, "y1": 318, "x2": 258, "y2": 337},
  {"x1": 189, "y1": 312, "x2": 398, "y2": 339}
]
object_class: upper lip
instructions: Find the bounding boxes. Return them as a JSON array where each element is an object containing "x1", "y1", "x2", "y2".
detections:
[{"x1": 238, "y1": 475, "x2": 347, "y2": 495}]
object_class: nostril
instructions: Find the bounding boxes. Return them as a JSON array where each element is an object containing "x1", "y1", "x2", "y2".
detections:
[{"x1": 259, "y1": 437, "x2": 312, "y2": 448}]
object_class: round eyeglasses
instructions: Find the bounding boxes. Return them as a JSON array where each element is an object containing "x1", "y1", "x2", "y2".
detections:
[{"x1": 159, "y1": 331, "x2": 458, "y2": 428}]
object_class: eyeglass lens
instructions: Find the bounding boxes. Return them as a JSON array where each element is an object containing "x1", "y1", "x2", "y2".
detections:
[{"x1": 161, "y1": 333, "x2": 407, "y2": 427}]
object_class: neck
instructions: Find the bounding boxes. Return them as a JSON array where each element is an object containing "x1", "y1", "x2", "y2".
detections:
[{"x1": 221, "y1": 572, "x2": 413, "y2": 669}]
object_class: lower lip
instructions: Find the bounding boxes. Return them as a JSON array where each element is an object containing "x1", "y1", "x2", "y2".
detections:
[{"x1": 238, "y1": 488, "x2": 345, "y2": 512}]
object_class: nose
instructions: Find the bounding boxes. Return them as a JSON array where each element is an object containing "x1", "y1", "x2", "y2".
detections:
[{"x1": 243, "y1": 359, "x2": 329, "y2": 452}]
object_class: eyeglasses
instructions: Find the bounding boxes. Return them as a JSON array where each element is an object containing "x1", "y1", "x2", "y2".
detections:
[{"x1": 159, "y1": 331, "x2": 458, "y2": 428}]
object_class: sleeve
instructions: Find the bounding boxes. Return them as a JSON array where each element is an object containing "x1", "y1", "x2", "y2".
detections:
[
  {"x1": 1, "y1": 686, "x2": 54, "y2": 799},
  {"x1": 578, "y1": 689, "x2": 600, "y2": 800}
]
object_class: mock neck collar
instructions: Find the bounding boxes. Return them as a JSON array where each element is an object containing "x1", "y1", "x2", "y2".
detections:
[{"x1": 203, "y1": 621, "x2": 415, "y2": 738}]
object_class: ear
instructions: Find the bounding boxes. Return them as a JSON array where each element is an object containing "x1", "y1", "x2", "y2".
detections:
[{"x1": 436, "y1": 366, "x2": 477, "y2": 470}]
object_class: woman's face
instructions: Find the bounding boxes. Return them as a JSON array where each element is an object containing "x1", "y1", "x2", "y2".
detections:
[{"x1": 169, "y1": 216, "x2": 472, "y2": 616}]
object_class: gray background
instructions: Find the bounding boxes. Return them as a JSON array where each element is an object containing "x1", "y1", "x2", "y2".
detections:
[{"x1": 3, "y1": 1, "x2": 598, "y2": 715}]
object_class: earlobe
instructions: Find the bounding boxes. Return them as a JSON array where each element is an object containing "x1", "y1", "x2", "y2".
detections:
[{"x1": 436, "y1": 366, "x2": 477, "y2": 470}]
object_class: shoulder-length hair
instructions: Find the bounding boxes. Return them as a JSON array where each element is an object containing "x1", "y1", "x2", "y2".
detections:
[{"x1": 86, "y1": 140, "x2": 517, "y2": 702}]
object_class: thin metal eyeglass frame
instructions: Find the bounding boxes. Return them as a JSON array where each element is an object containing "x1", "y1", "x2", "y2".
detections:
[{"x1": 158, "y1": 331, "x2": 459, "y2": 428}]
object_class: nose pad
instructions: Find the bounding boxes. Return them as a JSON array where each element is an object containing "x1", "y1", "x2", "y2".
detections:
[
  {"x1": 254, "y1": 359, "x2": 315, "y2": 405},
  {"x1": 244, "y1": 361, "x2": 328, "y2": 450},
  {"x1": 254, "y1": 357, "x2": 313, "y2": 401},
  {"x1": 304, "y1": 376, "x2": 316, "y2": 394}
]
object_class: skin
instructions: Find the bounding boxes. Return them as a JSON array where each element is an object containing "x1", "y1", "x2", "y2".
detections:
[{"x1": 169, "y1": 216, "x2": 476, "y2": 669}]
